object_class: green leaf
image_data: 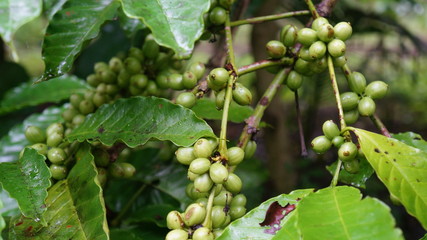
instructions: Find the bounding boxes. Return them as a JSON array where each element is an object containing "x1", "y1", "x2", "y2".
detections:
[
  {"x1": 392, "y1": 132, "x2": 427, "y2": 152},
  {"x1": 0, "y1": 76, "x2": 90, "y2": 114},
  {"x1": 0, "y1": 187, "x2": 19, "y2": 217},
  {"x1": 9, "y1": 144, "x2": 109, "y2": 239},
  {"x1": 120, "y1": 0, "x2": 210, "y2": 58},
  {"x1": 118, "y1": 7, "x2": 145, "y2": 37},
  {"x1": 40, "y1": 0, "x2": 120, "y2": 81},
  {"x1": 126, "y1": 204, "x2": 176, "y2": 227},
  {"x1": 0, "y1": 198, "x2": 5, "y2": 240},
  {"x1": 0, "y1": 105, "x2": 65, "y2": 163},
  {"x1": 296, "y1": 186, "x2": 403, "y2": 240},
  {"x1": 67, "y1": 96, "x2": 216, "y2": 147},
  {"x1": 191, "y1": 98, "x2": 254, "y2": 123},
  {"x1": 352, "y1": 128, "x2": 427, "y2": 230},
  {"x1": 42, "y1": 0, "x2": 67, "y2": 20},
  {"x1": 0, "y1": 0, "x2": 42, "y2": 43},
  {"x1": 110, "y1": 228, "x2": 144, "y2": 240},
  {"x1": 420, "y1": 233, "x2": 427, "y2": 240},
  {"x1": 217, "y1": 189, "x2": 313, "y2": 240},
  {"x1": 326, "y1": 157, "x2": 374, "y2": 188},
  {"x1": 0, "y1": 148, "x2": 51, "y2": 225}
]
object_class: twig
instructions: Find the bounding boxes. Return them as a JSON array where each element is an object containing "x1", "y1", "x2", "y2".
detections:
[
  {"x1": 295, "y1": 91, "x2": 308, "y2": 157},
  {"x1": 230, "y1": 10, "x2": 310, "y2": 27}
]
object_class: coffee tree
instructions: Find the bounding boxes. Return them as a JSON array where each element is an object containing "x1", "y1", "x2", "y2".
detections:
[{"x1": 0, "y1": 0, "x2": 426, "y2": 239}]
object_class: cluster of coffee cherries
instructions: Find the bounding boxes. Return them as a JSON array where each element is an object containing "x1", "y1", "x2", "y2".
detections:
[
  {"x1": 311, "y1": 120, "x2": 362, "y2": 173},
  {"x1": 341, "y1": 73, "x2": 388, "y2": 124},
  {"x1": 208, "y1": 67, "x2": 252, "y2": 109},
  {"x1": 292, "y1": 17, "x2": 352, "y2": 75},
  {"x1": 165, "y1": 138, "x2": 248, "y2": 240},
  {"x1": 201, "y1": 0, "x2": 236, "y2": 40},
  {"x1": 23, "y1": 123, "x2": 71, "y2": 180}
]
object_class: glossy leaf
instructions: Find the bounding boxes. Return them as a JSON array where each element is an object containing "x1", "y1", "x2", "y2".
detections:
[
  {"x1": 0, "y1": 105, "x2": 65, "y2": 163},
  {"x1": 43, "y1": 0, "x2": 67, "y2": 20},
  {"x1": 217, "y1": 189, "x2": 313, "y2": 240},
  {"x1": 67, "y1": 96, "x2": 216, "y2": 147},
  {"x1": 392, "y1": 132, "x2": 427, "y2": 152},
  {"x1": 0, "y1": 76, "x2": 90, "y2": 114},
  {"x1": 296, "y1": 186, "x2": 403, "y2": 239},
  {"x1": 0, "y1": 187, "x2": 19, "y2": 217},
  {"x1": 326, "y1": 158, "x2": 374, "y2": 188},
  {"x1": 9, "y1": 144, "x2": 109, "y2": 239},
  {"x1": 118, "y1": 8, "x2": 145, "y2": 37},
  {"x1": 191, "y1": 98, "x2": 254, "y2": 123},
  {"x1": 0, "y1": 148, "x2": 51, "y2": 225},
  {"x1": 40, "y1": 0, "x2": 120, "y2": 81},
  {"x1": 352, "y1": 128, "x2": 427, "y2": 229},
  {"x1": 120, "y1": 0, "x2": 210, "y2": 58},
  {"x1": 0, "y1": 0, "x2": 42, "y2": 43}
]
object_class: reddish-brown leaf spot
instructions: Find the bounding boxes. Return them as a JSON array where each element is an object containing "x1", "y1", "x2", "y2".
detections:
[
  {"x1": 98, "y1": 127, "x2": 105, "y2": 134},
  {"x1": 15, "y1": 220, "x2": 24, "y2": 226},
  {"x1": 259, "y1": 201, "x2": 296, "y2": 234},
  {"x1": 66, "y1": 225, "x2": 72, "y2": 228}
]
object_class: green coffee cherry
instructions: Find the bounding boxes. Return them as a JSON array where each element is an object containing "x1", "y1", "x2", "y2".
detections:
[
  {"x1": 187, "y1": 170, "x2": 199, "y2": 181},
  {"x1": 109, "y1": 162, "x2": 136, "y2": 178},
  {"x1": 280, "y1": 25, "x2": 298, "y2": 47},
  {"x1": 99, "y1": 69, "x2": 116, "y2": 84},
  {"x1": 332, "y1": 136, "x2": 345, "y2": 148},
  {"x1": 209, "y1": 68, "x2": 229, "y2": 87},
  {"x1": 72, "y1": 114, "x2": 86, "y2": 126},
  {"x1": 79, "y1": 100, "x2": 95, "y2": 115},
  {"x1": 229, "y1": 206, "x2": 246, "y2": 220},
  {"x1": 86, "y1": 74, "x2": 101, "y2": 87},
  {"x1": 365, "y1": 81, "x2": 388, "y2": 99},
  {"x1": 47, "y1": 148, "x2": 67, "y2": 164},
  {"x1": 187, "y1": 62, "x2": 206, "y2": 80},
  {"x1": 209, "y1": 162, "x2": 229, "y2": 184},
  {"x1": 184, "y1": 203, "x2": 206, "y2": 226},
  {"x1": 213, "y1": 229, "x2": 224, "y2": 239},
  {"x1": 344, "y1": 109, "x2": 359, "y2": 125},
  {"x1": 92, "y1": 148, "x2": 110, "y2": 167},
  {"x1": 309, "y1": 41, "x2": 327, "y2": 59},
  {"x1": 62, "y1": 108, "x2": 78, "y2": 122},
  {"x1": 311, "y1": 135, "x2": 332, "y2": 154},
  {"x1": 232, "y1": 83, "x2": 252, "y2": 106},
  {"x1": 215, "y1": 89, "x2": 226, "y2": 110},
  {"x1": 145, "y1": 81, "x2": 160, "y2": 96},
  {"x1": 338, "y1": 142, "x2": 358, "y2": 162},
  {"x1": 244, "y1": 140, "x2": 257, "y2": 159},
  {"x1": 224, "y1": 173, "x2": 242, "y2": 194},
  {"x1": 294, "y1": 58, "x2": 312, "y2": 75},
  {"x1": 286, "y1": 70, "x2": 303, "y2": 91},
  {"x1": 167, "y1": 210, "x2": 184, "y2": 229},
  {"x1": 297, "y1": 28, "x2": 318, "y2": 46},
  {"x1": 106, "y1": 84, "x2": 119, "y2": 95},
  {"x1": 210, "y1": 7, "x2": 227, "y2": 25},
  {"x1": 25, "y1": 126, "x2": 46, "y2": 143},
  {"x1": 266, "y1": 40, "x2": 286, "y2": 59},
  {"x1": 186, "y1": 183, "x2": 209, "y2": 199},
  {"x1": 311, "y1": 17, "x2": 329, "y2": 31},
  {"x1": 299, "y1": 46, "x2": 312, "y2": 62},
  {"x1": 165, "y1": 229, "x2": 188, "y2": 240},
  {"x1": 124, "y1": 57, "x2": 142, "y2": 74},
  {"x1": 334, "y1": 22, "x2": 352, "y2": 41},
  {"x1": 92, "y1": 92, "x2": 108, "y2": 107},
  {"x1": 194, "y1": 173, "x2": 214, "y2": 193},
  {"x1": 50, "y1": 164, "x2": 68, "y2": 180},
  {"x1": 189, "y1": 158, "x2": 211, "y2": 174},
  {"x1": 317, "y1": 23, "x2": 334, "y2": 42},
  {"x1": 344, "y1": 159, "x2": 360, "y2": 174},
  {"x1": 327, "y1": 39, "x2": 346, "y2": 58},
  {"x1": 348, "y1": 72, "x2": 366, "y2": 94},
  {"x1": 108, "y1": 57, "x2": 123, "y2": 73},
  {"x1": 175, "y1": 147, "x2": 195, "y2": 165},
  {"x1": 211, "y1": 206, "x2": 228, "y2": 228},
  {"x1": 322, "y1": 120, "x2": 340, "y2": 140},
  {"x1": 222, "y1": 215, "x2": 231, "y2": 227},
  {"x1": 168, "y1": 73, "x2": 184, "y2": 90},
  {"x1": 213, "y1": 190, "x2": 233, "y2": 206},
  {"x1": 47, "y1": 132, "x2": 64, "y2": 147},
  {"x1": 230, "y1": 193, "x2": 247, "y2": 207},
  {"x1": 117, "y1": 69, "x2": 130, "y2": 87},
  {"x1": 196, "y1": 197, "x2": 208, "y2": 207},
  {"x1": 156, "y1": 72, "x2": 169, "y2": 89},
  {"x1": 131, "y1": 74, "x2": 149, "y2": 89},
  {"x1": 312, "y1": 56, "x2": 328, "y2": 73},
  {"x1": 193, "y1": 138, "x2": 215, "y2": 158},
  {"x1": 142, "y1": 38, "x2": 160, "y2": 60},
  {"x1": 96, "y1": 167, "x2": 108, "y2": 187},
  {"x1": 227, "y1": 147, "x2": 244, "y2": 166},
  {"x1": 182, "y1": 71, "x2": 198, "y2": 89},
  {"x1": 193, "y1": 227, "x2": 214, "y2": 240},
  {"x1": 176, "y1": 92, "x2": 196, "y2": 108},
  {"x1": 340, "y1": 92, "x2": 359, "y2": 111},
  {"x1": 332, "y1": 55, "x2": 347, "y2": 67},
  {"x1": 30, "y1": 143, "x2": 48, "y2": 156},
  {"x1": 70, "y1": 93, "x2": 84, "y2": 109},
  {"x1": 358, "y1": 97, "x2": 376, "y2": 117},
  {"x1": 94, "y1": 62, "x2": 108, "y2": 73}
]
